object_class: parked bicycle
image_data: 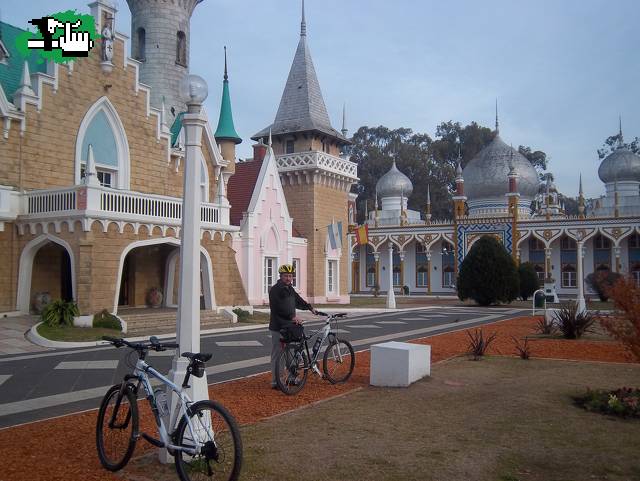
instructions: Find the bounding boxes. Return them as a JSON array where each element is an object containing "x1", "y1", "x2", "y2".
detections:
[
  {"x1": 96, "y1": 336, "x2": 242, "y2": 481},
  {"x1": 275, "y1": 311, "x2": 355, "y2": 395}
]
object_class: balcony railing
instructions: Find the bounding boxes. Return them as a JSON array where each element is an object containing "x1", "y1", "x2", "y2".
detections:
[
  {"x1": 276, "y1": 151, "x2": 358, "y2": 180},
  {"x1": 19, "y1": 185, "x2": 229, "y2": 228}
]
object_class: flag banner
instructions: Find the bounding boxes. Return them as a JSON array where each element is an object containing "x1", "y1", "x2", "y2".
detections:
[
  {"x1": 355, "y1": 224, "x2": 369, "y2": 245},
  {"x1": 328, "y1": 220, "x2": 343, "y2": 250}
]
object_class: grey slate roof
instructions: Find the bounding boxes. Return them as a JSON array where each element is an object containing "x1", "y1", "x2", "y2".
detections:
[{"x1": 252, "y1": 32, "x2": 348, "y2": 143}]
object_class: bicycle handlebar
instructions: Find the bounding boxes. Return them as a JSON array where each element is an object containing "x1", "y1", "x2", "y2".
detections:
[
  {"x1": 102, "y1": 336, "x2": 179, "y2": 353},
  {"x1": 314, "y1": 311, "x2": 347, "y2": 319}
]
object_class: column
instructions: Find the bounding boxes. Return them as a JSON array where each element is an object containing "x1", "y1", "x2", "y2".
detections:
[
  {"x1": 399, "y1": 251, "x2": 405, "y2": 294},
  {"x1": 426, "y1": 251, "x2": 432, "y2": 294},
  {"x1": 614, "y1": 246, "x2": 621, "y2": 273},
  {"x1": 386, "y1": 244, "x2": 396, "y2": 308},
  {"x1": 576, "y1": 240, "x2": 586, "y2": 313}
]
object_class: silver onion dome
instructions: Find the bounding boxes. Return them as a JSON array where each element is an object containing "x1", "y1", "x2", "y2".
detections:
[
  {"x1": 598, "y1": 147, "x2": 640, "y2": 183},
  {"x1": 463, "y1": 135, "x2": 539, "y2": 200},
  {"x1": 376, "y1": 160, "x2": 413, "y2": 198}
]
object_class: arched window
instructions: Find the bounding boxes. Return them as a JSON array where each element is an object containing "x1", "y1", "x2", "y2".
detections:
[
  {"x1": 529, "y1": 237, "x2": 546, "y2": 282},
  {"x1": 560, "y1": 236, "x2": 577, "y2": 288},
  {"x1": 200, "y1": 154, "x2": 209, "y2": 202},
  {"x1": 593, "y1": 234, "x2": 611, "y2": 272},
  {"x1": 442, "y1": 242, "x2": 455, "y2": 288},
  {"x1": 392, "y1": 245, "x2": 402, "y2": 287},
  {"x1": 176, "y1": 31, "x2": 187, "y2": 66},
  {"x1": 135, "y1": 27, "x2": 146, "y2": 61},
  {"x1": 415, "y1": 242, "x2": 428, "y2": 288},
  {"x1": 76, "y1": 98, "x2": 130, "y2": 189},
  {"x1": 628, "y1": 233, "x2": 640, "y2": 286},
  {"x1": 366, "y1": 245, "x2": 376, "y2": 287}
]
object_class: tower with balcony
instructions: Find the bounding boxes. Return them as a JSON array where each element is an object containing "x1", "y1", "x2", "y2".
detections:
[{"x1": 252, "y1": 2, "x2": 357, "y2": 303}]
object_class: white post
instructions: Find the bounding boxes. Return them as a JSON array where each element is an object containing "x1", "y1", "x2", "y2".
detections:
[
  {"x1": 164, "y1": 75, "x2": 209, "y2": 462},
  {"x1": 576, "y1": 239, "x2": 586, "y2": 314},
  {"x1": 386, "y1": 244, "x2": 396, "y2": 308}
]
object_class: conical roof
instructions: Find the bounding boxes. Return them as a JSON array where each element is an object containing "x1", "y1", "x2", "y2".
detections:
[
  {"x1": 214, "y1": 49, "x2": 241, "y2": 144},
  {"x1": 252, "y1": 8, "x2": 347, "y2": 143}
]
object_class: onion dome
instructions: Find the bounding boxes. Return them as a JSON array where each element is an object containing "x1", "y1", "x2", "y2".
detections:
[
  {"x1": 463, "y1": 134, "x2": 539, "y2": 201},
  {"x1": 598, "y1": 148, "x2": 640, "y2": 183},
  {"x1": 376, "y1": 160, "x2": 413, "y2": 198}
]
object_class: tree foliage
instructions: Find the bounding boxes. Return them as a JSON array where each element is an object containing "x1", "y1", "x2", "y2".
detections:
[
  {"x1": 599, "y1": 276, "x2": 640, "y2": 362},
  {"x1": 586, "y1": 271, "x2": 623, "y2": 302},
  {"x1": 350, "y1": 123, "x2": 548, "y2": 221},
  {"x1": 518, "y1": 262, "x2": 540, "y2": 301},
  {"x1": 597, "y1": 131, "x2": 639, "y2": 160},
  {"x1": 457, "y1": 235, "x2": 519, "y2": 306}
]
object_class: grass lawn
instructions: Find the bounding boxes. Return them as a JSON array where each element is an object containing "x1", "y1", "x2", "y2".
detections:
[{"x1": 36, "y1": 323, "x2": 122, "y2": 342}]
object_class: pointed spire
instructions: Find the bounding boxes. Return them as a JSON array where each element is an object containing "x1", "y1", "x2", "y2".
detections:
[
  {"x1": 618, "y1": 115, "x2": 624, "y2": 148},
  {"x1": 579, "y1": 173, "x2": 583, "y2": 196},
  {"x1": 14, "y1": 60, "x2": 36, "y2": 99},
  {"x1": 426, "y1": 184, "x2": 431, "y2": 204},
  {"x1": 214, "y1": 46, "x2": 242, "y2": 145},
  {"x1": 301, "y1": 0, "x2": 307, "y2": 37},
  {"x1": 341, "y1": 102, "x2": 348, "y2": 137},
  {"x1": 84, "y1": 144, "x2": 99, "y2": 186},
  {"x1": 495, "y1": 98, "x2": 499, "y2": 134}
]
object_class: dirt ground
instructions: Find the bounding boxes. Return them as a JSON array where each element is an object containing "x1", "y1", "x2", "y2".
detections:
[{"x1": 0, "y1": 316, "x2": 636, "y2": 481}]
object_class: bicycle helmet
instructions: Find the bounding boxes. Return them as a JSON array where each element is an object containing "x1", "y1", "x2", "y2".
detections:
[{"x1": 278, "y1": 264, "x2": 295, "y2": 274}]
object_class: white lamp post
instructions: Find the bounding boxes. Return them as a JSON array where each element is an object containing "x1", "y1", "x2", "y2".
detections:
[
  {"x1": 386, "y1": 244, "x2": 396, "y2": 308},
  {"x1": 168, "y1": 73, "x2": 209, "y2": 420}
]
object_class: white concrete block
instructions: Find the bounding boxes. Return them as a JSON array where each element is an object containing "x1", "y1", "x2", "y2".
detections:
[{"x1": 370, "y1": 341, "x2": 431, "y2": 387}]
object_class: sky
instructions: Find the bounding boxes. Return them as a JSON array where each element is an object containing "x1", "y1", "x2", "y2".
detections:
[{"x1": 4, "y1": 0, "x2": 639, "y2": 198}]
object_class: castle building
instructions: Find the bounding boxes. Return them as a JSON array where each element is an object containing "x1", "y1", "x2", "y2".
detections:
[
  {"x1": 250, "y1": 2, "x2": 358, "y2": 304},
  {"x1": 0, "y1": 0, "x2": 248, "y2": 328},
  {"x1": 351, "y1": 117, "x2": 640, "y2": 297}
]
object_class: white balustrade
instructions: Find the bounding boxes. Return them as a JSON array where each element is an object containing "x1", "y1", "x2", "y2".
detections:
[{"x1": 276, "y1": 151, "x2": 358, "y2": 180}]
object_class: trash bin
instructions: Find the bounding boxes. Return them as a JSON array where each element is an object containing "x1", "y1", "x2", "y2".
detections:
[{"x1": 534, "y1": 291, "x2": 546, "y2": 308}]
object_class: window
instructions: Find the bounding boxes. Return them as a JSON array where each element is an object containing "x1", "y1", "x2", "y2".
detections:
[
  {"x1": 442, "y1": 242, "x2": 455, "y2": 288},
  {"x1": 292, "y1": 258, "x2": 300, "y2": 288},
  {"x1": 560, "y1": 236, "x2": 577, "y2": 288},
  {"x1": 135, "y1": 28, "x2": 145, "y2": 61},
  {"x1": 327, "y1": 260, "x2": 337, "y2": 294},
  {"x1": 392, "y1": 246, "x2": 402, "y2": 287},
  {"x1": 285, "y1": 140, "x2": 294, "y2": 154},
  {"x1": 176, "y1": 31, "x2": 187, "y2": 66},
  {"x1": 593, "y1": 234, "x2": 611, "y2": 272},
  {"x1": 97, "y1": 170, "x2": 113, "y2": 188},
  {"x1": 366, "y1": 245, "x2": 376, "y2": 287},
  {"x1": 321, "y1": 140, "x2": 330, "y2": 153},
  {"x1": 263, "y1": 257, "x2": 277, "y2": 295},
  {"x1": 629, "y1": 234, "x2": 640, "y2": 286},
  {"x1": 415, "y1": 243, "x2": 428, "y2": 287},
  {"x1": 529, "y1": 237, "x2": 546, "y2": 282}
]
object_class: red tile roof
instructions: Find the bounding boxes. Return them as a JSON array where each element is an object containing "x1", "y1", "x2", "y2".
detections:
[{"x1": 227, "y1": 160, "x2": 263, "y2": 226}]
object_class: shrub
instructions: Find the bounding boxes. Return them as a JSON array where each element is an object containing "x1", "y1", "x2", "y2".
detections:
[
  {"x1": 402, "y1": 285, "x2": 410, "y2": 295},
  {"x1": 41, "y1": 299, "x2": 79, "y2": 327},
  {"x1": 93, "y1": 309, "x2": 122, "y2": 331},
  {"x1": 518, "y1": 262, "x2": 540, "y2": 301},
  {"x1": 585, "y1": 271, "x2": 622, "y2": 302},
  {"x1": 534, "y1": 316, "x2": 556, "y2": 335},
  {"x1": 371, "y1": 284, "x2": 380, "y2": 298},
  {"x1": 512, "y1": 336, "x2": 532, "y2": 359},
  {"x1": 457, "y1": 235, "x2": 519, "y2": 306},
  {"x1": 466, "y1": 328, "x2": 497, "y2": 360},
  {"x1": 599, "y1": 276, "x2": 640, "y2": 361},
  {"x1": 573, "y1": 387, "x2": 640, "y2": 419},
  {"x1": 232, "y1": 307, "x2": 250, "y2": 322},
  {"x1": 553, "y1": 302, "x2": 595, "y2": 339}
]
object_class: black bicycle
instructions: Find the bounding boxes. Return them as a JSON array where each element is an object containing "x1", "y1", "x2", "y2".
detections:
[
  {"x1": 96, "y1": 336, "x2": 242, "y2": 481},
  {"x1": 275, "y1": 312, "x2": 355, "y2": 395}
]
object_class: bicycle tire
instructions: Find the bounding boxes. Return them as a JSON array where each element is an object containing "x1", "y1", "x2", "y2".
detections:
[
  {"x1": 275, "y1": 343, "x2": 308, "y2": 395},
  {"x1": 96, "y1": 383, "x2": 138, "y2": 471},
  {"x1": 174, "y1": 400, "x2": 243, "y2": 481},
  {"x1": 322, "y1": 338, "x2": 355, "y2": 384}
]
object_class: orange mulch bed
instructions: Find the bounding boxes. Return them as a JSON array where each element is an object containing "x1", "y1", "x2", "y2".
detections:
[{"x1": 0, "y1": 316, "x2": 634, "y2": 481}]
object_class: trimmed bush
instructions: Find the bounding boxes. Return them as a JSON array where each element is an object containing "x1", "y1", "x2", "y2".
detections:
[
  {"x1": 518, "y1": 262, "x2": 540, "y2": 301},
  {"x1": 41, "y1": 299, "x2": 79, "y2": 327},
  {"x1": 585, "y1": 271, "x2": 622, "y2": 302},
  {"x1": 457, "y1": 235, "x2": 519, "y2": 306},
  {"x1": 93, "y1": 309, "x2": 122, "y2": 331},
  {"x1": 232, "y1": 307, "x2": 250, "y2": 322},
  {"x1": 553, "y1": 302, "x2": 595, "y2": 339},
  {"x1": 574, "y1": 387, "x2": 640, "y2": 419}
]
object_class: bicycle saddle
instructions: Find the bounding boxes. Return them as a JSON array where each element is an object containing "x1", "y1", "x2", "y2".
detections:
[{"x1": 181, "y1": 352, "x2": 212, "y2": 363}]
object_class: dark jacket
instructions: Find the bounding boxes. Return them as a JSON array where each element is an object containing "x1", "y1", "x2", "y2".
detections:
[{"x1": 268, "y1": 280, "x2": 313, "y2": 332}]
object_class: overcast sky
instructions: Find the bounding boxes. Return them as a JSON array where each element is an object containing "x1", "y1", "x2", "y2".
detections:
[{"x1": 4, "y1": 0, "x2": 639, "y2": 198}]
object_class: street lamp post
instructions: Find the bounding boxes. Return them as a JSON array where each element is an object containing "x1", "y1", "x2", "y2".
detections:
[
  {"x1": 168, "y1": 74, "x2": 210, "y2": 425},
  {"x1": 386, "y1": 244, "x2": 396, "y2": 308}
]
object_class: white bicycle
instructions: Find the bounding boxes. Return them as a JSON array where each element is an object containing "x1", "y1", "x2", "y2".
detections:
[{"x1": 97, "y1": 336, "x2": 242, "y2": 481}]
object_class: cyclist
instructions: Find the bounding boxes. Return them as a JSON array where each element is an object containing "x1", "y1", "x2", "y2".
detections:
[{"x1": 268, "y1": 264, "x2": 317, "y2": 389}]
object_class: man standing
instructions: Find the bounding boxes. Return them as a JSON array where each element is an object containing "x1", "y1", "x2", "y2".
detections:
[{"x1": 269, "y1": 264, "x2": 316, "y2": 389}]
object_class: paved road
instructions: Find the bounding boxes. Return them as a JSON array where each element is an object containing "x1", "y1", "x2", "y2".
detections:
[{"x1": 0, "y1": 306, "x2": 526, "y2": 429}]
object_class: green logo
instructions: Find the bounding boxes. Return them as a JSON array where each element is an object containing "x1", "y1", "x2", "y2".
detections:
[{"x1": 15, "y1": 11, "x2": 98, "y2": 64}]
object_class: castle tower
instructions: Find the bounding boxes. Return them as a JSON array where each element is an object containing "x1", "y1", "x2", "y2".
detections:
[
  {"x1": 251, "y1": 1, "x2": 357, "y2": 303},
  {"x1": 126, "y1": 0, "x2": 205, "y2": 119}
]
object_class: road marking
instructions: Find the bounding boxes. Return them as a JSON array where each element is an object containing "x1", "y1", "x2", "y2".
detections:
[
  {"x1": 215, "y1": 341, "x2": 263, "y2": 347},
  {"x1": 0, "y1": 375, "x2": 11, "y2": 387},
  {"x1": 149, "y1": 350, "x2": 176, "y2": 357},
  {"x1": 345, "y1": 324, "x2": 381, "y2": 329},
  {"x1": 55, "y1": 360, "x2": 119, "y2": 370},
  {"x1": 376, "y1": 321, "x2": 407, "y2": 325}
]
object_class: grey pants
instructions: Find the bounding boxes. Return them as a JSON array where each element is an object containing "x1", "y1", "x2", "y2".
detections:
[{"x1": 270, "y1": 330, "x2": 282, "y2": 386}]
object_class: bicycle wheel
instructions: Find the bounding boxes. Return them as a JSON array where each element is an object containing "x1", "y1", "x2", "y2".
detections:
[
  {"x1": 96, "y1": 383, "x2": 138, "y2": 471},
  {"x1": 323, "y1": 338, "x2": 355, "y2": 384},
  {"x1": 174, "y1": 400, "x2": 243, "y2": 481},
  {"x1": 275, "y1": 343, "x2": 308, "y2": 395}
]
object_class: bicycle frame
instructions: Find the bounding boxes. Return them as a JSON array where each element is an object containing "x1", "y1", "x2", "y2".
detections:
[
  {"x1": 298, "y1": 317, "x2": 338, "y2": 370},
  {"x1": 125, "y1": 358, "x2": 209, "y2": 456}
]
